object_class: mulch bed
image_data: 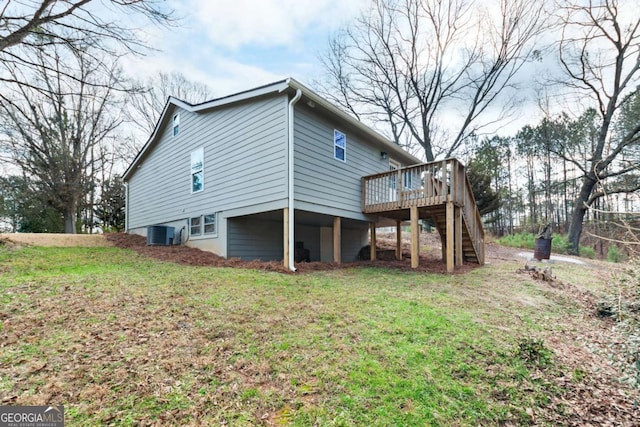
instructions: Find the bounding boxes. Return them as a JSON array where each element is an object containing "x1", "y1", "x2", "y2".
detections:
[{"x1": 105, "y1": 232, "x2": 477, "y2": 274}]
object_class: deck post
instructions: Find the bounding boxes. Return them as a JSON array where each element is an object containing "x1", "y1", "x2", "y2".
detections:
[
  {"x1": 283, "y1": 207, "x2": 290, "y2": 269},
  {"x1": 455, "y1": 206, "x2": 463, "y2": 267},
  {"x1": 333, "y1": 216, "x2": 341, "y2": 263},
  {"x1": 396, "y1": 220, "x2": 402, "y2": 260},
  {"x1": 411, "y1": 206, "x2": 419, "y2": 268},
  {"x1": 446, "y1": 202, "x2": 454, "y2": 273},
  {"x1": 370, "y1": 222, "x2": 377, "y2": 260},
  {"x1": 362, "y1": 160, "x2": 484, "y2": 268}
]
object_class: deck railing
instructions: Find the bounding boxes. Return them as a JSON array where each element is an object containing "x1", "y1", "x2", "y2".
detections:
[{"x1": 362, "y1": 158, "x2": 484, "y2": 263}]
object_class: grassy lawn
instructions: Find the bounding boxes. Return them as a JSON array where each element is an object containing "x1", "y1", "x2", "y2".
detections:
[{"x1": 0, "y1": 245, "x2": 623, "y2": 425}]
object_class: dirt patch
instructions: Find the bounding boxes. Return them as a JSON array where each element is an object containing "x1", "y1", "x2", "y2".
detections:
[
  {"x1": 105, "y1": 232, "x2": 483, "y2": 274},
  {"x1": 0, "y1": 233, "x2": 111, "y2": 247}
]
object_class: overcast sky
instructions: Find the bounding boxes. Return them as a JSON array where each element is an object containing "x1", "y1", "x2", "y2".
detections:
[
  {"x1": 121, "y1": 0, "x2": 565, "y2": 144},
  {"x1": 119, "y1": 0, "x2": 640, "y2": 149},
  {"x1": 124, "y1": 0, "x2": 368, "y2": 96}
]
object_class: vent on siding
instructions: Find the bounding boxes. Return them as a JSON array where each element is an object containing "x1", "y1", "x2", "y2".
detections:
[{"x1": 147, "y1": 225, "x2": 175, "y2": 246}]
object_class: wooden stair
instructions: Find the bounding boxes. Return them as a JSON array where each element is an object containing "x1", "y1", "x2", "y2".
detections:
[
  {"x1": 362, "y1": 158, "x2": 485, "y2": 270},
  {"x1": 431, "y1": 207, "x2": 480, "y2": 264}
]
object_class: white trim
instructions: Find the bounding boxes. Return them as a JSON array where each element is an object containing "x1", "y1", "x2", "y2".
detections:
[
  {"x1": 287, "y1": 89, "x2": 302, "y2": 272},
  {"x1": 189, "y1": 81, "x2": 289, "y2": 112}
]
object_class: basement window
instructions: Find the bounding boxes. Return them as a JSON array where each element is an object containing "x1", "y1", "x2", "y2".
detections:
[
  {"x1": 204, "y1": 213, "x2": 216, "y2": 234},
  {"x1": 334, "y1": 129, "x2": 346, "y2": 162},
  {"x1": 190, "y1": 216, "x2": 201, "y2": 236}
]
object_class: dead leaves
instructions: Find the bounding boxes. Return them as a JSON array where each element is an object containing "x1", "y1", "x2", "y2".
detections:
[
  {"x1": 514, "y1": 263, "x2": 640, "y2": 426},
  {"x1": 517, "y1": 264, "x2": 562, "y2": 286}
]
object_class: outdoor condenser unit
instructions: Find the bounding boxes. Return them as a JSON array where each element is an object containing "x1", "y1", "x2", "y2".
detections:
[{"x1": 146, "y1": 225, "x2": 175, "y2": 246}]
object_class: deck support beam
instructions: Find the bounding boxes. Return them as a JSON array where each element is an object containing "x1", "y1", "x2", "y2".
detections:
[
  {"x1": 283, "y1": 207, "x2": 290, "y2": 269},
  {"x1": 396, "y1": 220, "x2": 402, "y2": 260},
  {"x1": 370, "y1": 222, "x2": 377, "y2": 261},
  {"x1": 446, "y1": 202, "x2": 454, "y2": 273},
  {"x1": 333, "y1": 217, "x2": 341, "y2": 264},
  {"x1": 362, "y1": 159, "x2": 484, "y2": 267},
  {"x1": 411, "y1": 206, "x2": 419, "y2": 268},
  {"x1": 455, "y1": 206, "x2": 463, "y2": 267}
]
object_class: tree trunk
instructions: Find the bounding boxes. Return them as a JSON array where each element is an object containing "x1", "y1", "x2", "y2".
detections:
[
  {"x1": 567, "y1": 176, "x2": 596, "y2": 255},
  {"x1": 527, "y1": 157, "x2": 537, "y2": 232},
  {"x1": 507, "y1": 153, "x2": 513, "y2": 234},
  {"x1": 563, "y1": 159, "x2": 569, "y2": 231},
  {"x1": 64, "y1": 206, "x2": 76, "y2": 234}
]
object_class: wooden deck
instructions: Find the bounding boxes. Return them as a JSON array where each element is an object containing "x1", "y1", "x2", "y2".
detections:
[{"x1": 362, "y1": 158, "x2": 485, "y2": 272}]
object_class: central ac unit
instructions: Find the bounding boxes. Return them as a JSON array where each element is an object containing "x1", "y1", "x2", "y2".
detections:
[{"x1": 146, "y1": 225, "x2": 175, "y2": 246}]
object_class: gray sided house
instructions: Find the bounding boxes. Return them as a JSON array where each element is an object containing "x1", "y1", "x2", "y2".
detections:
[{"x1": 123, "y1": 78, "x2": 420, "y2": 269}]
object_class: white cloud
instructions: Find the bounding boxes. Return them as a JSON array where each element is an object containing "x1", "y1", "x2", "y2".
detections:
[
  {"x1": 121, "y1": 0, "x2": 369, "y2": 95},
  {"x1": 117, "y1": 0, "x2": 379, "y2": 109},
  {"x1": 185, "y1": 0, "x2": 367, "y2": 49},
  {"x1": 192, "y1": 57, "x2": 284, "y2": 94},
  {"x1": 122, "y1": 54, "x2": 283, "y2": 96}
]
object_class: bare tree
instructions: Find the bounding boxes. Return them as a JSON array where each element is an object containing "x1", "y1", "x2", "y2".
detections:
[
  {"x1": 0, "y1": 0, "x2": 173, "y2": 92},
  {"x1": 0, "y1": 0, "x2": 171, "y2": 52},
  {"x1": 318, "y1": 0, "x2": 546, "y2": 161},
  {"x1": 0, "y1": 43, "x2": 127, "y2": 233},
  {"x1": 128, "y1": 71, "x2": 214, "y2": 135},
  {"x1": 557, "y1": 0, "x2": 640, "y2": 255}
]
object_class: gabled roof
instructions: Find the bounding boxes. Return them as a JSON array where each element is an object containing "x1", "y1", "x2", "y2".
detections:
[{"x1": 123, "y1": 77, "x2": 421, "y2": 181}]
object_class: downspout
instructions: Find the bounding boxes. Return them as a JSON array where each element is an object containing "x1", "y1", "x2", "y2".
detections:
[{"x1": 288, "y1": 88, "x2": 302, "y2": 272}]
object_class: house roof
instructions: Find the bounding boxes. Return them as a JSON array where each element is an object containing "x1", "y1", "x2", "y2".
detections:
[{"x1": 122, "y1": 77, "x2": 421, "y2": 181}]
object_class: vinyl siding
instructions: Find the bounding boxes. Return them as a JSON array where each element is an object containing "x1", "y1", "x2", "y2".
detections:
[
  {"x1": 227, "y1": 215, "x2": 365, "y2": 262},
  {"x1": 293, "y1": 104, "x2": 393, "y2": 219},
  {"x1": 294, "y1": 225, "x2": 321, "y2": 261},
  {"x1": 342, "y1": 226, "x2": 369, "y2": 261},
  {"x1": 127, "y1": 94, "x2": 288, "y2": 229},
  {"x1": 227, "y1": 216, "x2": 283, "y2": 261}
]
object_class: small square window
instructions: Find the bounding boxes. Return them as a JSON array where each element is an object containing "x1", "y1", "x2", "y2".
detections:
[
  {"x1": 173, "y1": 113, "x2": 180, "y2": 136},
  {"x1": 190, "y1": 216, "x2": 201, "y2": 236},
  {"x1": 204, "y1": 214, "x2": 216, "y2": 234},
  {"x1": 334, "y1": 130, "x2": 346, "y2": 162}
]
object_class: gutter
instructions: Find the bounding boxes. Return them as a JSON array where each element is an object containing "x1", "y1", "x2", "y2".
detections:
[
  {"x1": 287, "y1": 88, "x2": 302, "y2": 272},
  {"x1": 285, "y1": 78, "x2": 422, "y2": 165}
]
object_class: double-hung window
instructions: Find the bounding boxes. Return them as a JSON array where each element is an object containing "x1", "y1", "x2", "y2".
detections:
[
  {"x1": 191, "y1": 148, "x2": 204, "y2": 193},
  {"x1": 190, "y1": 216, "x2": 201, "y2": 236},
  {"x1": 173, "y1": 113, "x2": 180, "y2": 136},
  {"x1": 204, "y1": 214, "x2": 216, "y2": 234},
  {"x1": 334, "y1": 130, "x2": 346, "y2": 162}
]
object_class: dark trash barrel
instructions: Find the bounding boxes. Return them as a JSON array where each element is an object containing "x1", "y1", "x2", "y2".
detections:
[{"x1": 534, "y1": 238, "x2": 552, "y2": 260}]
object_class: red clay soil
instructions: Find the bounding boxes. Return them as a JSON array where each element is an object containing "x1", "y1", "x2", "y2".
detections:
[{"x1": 105, "y1": 232, "x2": 482, "y2": 274}]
